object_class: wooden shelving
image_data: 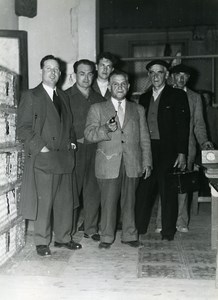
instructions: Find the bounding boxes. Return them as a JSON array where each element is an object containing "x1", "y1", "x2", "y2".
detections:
[{"x1": 0, "y1": 66, "x2": 25, "y2": 266}]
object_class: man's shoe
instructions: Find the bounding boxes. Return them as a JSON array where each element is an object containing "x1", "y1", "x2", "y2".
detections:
[
  {"x1": 161, "y1": 235, "x2": 174, "y2": 241},
  {"x1": 98, "y1": 242, "x2": 111, "y2": 249},
  {"x1": 36, "y1": 245, "x2": 51, "y2": 257},
  {"x1": 121, "y1": 240, "x2": 141, "y2": 248},
  {"x1": 54, "y1": 240, "x2": 82, "y2": 250},
  {"x1": 155, "y1": 228, "x2": 162, "y2": 233},
  {"x1": 176, "y1": 226, "x2": 189, "y2": 233},
  {"x1": 84, "y1": 233, "x2": 100, "y2": 242}
]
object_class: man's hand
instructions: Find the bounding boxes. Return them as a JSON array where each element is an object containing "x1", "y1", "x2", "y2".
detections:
[
  {"x1": 40, "y1": 146, "x2": 50, "y2": 152},
  {"x1": 173, "y1": 153, "x2": 186, "y2": 171},
  {"x1": 143, "y1": 166, "x2": 152, "y2": 179},
  {"x1": 201, "y1": 141, "x2": 214, "y2": 150},
  {"x1": 105, "y1": 119, "x2": 118, "y2": 132}
]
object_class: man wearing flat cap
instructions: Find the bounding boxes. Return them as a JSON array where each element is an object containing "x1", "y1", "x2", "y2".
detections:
[
  {"x1": 135, "y1": 59, "x2": 190, "y2": 241},
  {"x1": 166, "y1": 64, "x2": 213, "y2": 232}
]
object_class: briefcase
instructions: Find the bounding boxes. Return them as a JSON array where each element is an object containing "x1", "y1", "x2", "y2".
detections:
[{"x1": 167, "y1": 169, "x2": 199, "y2": 194}]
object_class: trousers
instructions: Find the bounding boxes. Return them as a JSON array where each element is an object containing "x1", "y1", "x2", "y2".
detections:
[{"x1": 135, "y1": 140, "x2": 178, "y2": 238}]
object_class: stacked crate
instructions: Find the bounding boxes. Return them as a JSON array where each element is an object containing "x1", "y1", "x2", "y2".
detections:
[{"x1": 0, "y1": 66, "x2": 25, "y2": 266}]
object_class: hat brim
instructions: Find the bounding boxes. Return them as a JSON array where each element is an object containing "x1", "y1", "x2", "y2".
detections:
[{"x1": 146, "y1": 59, "x2": 169, "y2": 70}]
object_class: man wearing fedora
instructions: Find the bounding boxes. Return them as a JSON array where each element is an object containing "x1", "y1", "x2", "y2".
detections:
[{"x1": 135, "y1": 59, "x2": 190, "y2": 241}]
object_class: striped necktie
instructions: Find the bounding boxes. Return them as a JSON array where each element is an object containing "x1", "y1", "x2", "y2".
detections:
[{"x1": 117, "y1": 101, "x2": 124, "y2": 127}]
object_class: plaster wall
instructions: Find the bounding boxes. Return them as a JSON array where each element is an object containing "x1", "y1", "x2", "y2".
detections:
[
  {"x1": 19, "y1": 0, "x2": 96, "y2": 89},
  {"x1": 0, "y1": 0, "x2": 18, "y2": 30}
]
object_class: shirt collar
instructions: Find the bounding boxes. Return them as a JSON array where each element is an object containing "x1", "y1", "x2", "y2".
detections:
[
  {"x1": 97, "y1": 79, "x2": 108, "y2": 96},
  {"x1": 42, "y1": 83, "x2": 57, "y2": 100},
  {"x1": 111, "y1": 97, "x2": 126, "y2": 111},
  {"x1": 97, "y1": 79, "x2": 108, "y2": 87},
  {"x1": 152, "y1": 85, "x2": 165, "y2": 101}
]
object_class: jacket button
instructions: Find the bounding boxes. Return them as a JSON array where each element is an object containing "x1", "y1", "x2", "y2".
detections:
[{"x1": 121, "y1": 141, "x2": 124, "y2": 143}]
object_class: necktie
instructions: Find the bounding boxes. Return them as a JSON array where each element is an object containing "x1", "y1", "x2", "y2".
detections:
[
  {"x1": 53, "y1": 90, "x2": 61, "y2": 117},
  {"x1": 117, "y1": 101, "x2": 124, "y2": 127}
]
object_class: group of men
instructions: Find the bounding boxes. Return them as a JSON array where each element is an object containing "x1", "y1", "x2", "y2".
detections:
[{"x1": 17, "y1": 52, "x2": 213, "y2": 256}]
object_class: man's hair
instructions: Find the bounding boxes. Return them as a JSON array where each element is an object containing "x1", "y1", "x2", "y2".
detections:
[
  {"x1": 109, "y1": 69, "x2": 129, "y2": 82},
  {"x1": 73, "y1": 59, "x2": 95, "y2": 74},
  {"x1": 40, "y1": 55, "x2": 60, "y2": 69},
  {"x1": 96, "y1": 52, "x2": 118, "y2": 67}
]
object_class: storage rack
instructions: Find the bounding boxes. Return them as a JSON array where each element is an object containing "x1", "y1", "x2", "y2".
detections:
[{"x1": 0, "y1": 66, "x2": 25, "y2": 267}]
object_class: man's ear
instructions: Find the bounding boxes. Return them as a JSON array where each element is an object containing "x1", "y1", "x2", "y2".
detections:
[{"x1": 165, "y1": 71, "x2": 169, "y2": 79}]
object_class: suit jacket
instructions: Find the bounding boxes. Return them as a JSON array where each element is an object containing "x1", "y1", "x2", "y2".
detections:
[
  {"x1": 84, "y1": 99, "x2": 152, "y2": 179},
  {"x1": 185, "y1": 88, "x2": 208, "y2": 163},
  {"x1": 92, "y1": 79, "x2": 111, "y2": 101},
  {"x1": 139, "y1": 85, "x2": 190, "y2": 166},
  {"x1": 17, "y1": 83, "x2": 77, "y2": 220}
]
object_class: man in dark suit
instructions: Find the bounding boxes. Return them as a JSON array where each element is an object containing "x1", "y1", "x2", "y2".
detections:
[
  {"x1": 135, "y1": 59, "x2": 190, "y2": 241},
  {"x1": 92, "y1": 52, "x2": 117, "y2": 101},
  {"x1": 156, "y1": 65, "x2": 213, "y2": 233},
  {"x1": 66, "y1": 59, "x2": 105, "y2": 242},
  {"x1": 17, "y1": 55, "x2": 82, "y2": 256},
  {"x1": 85, "y1": 70, "x2": 152, "y2": 249}
]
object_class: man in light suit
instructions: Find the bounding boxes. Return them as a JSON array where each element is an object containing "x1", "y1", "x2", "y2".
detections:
[
  {"x1": 84, "y1": 70, "x2": 152, "y2": 249},
  {"x1": 17, "y1": 55, "x2": 82, "y2": 256},
  {"x1": 170, "y1": 64, "x2": 213, "y2": 232},
  {"x1": 135, "y1": 60, "x2": 190, "y2": 241}
]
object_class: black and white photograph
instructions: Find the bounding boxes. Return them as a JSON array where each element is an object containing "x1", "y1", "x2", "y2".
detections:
[{"x1": 0, "y1": 1, "x2": 218, "y2": 299}]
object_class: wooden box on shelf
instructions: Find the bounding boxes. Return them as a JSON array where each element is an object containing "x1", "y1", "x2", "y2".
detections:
[{"x1": 0, "y1": 65, "x2": 25, "y2": 267}]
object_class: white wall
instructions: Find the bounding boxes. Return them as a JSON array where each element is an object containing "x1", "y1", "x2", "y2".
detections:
[
  {"x1": 0, "y1": 0, "x2": 18, "y2": 29},
  {"x1": 19, "y1": 0, "x2": 96, "y2": 89}
]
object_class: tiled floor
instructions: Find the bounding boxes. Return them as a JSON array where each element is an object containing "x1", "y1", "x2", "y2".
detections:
[
  {"x1": 0, "y1": 203, "x2": 217, "y2": 300},
  {"x1": 138, "y1": 202, "x2": 216, "y2": 280}
]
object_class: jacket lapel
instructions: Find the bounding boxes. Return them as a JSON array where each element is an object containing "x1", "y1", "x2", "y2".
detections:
[
  {"x1": 122, "y1": 100, "x2": 132, "y2": 128},
  {"x1": 103, "y1": 99, "x2": 117, "y2": 122},
  {"x1": 36, "y1": 83, "x2": 61, "y2": 120}
]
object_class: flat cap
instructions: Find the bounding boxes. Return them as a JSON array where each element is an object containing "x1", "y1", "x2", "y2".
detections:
[
  {"x1": 170, "y1": 64, "x2": 191, "y2": 75},
  {"x1": 146, "y1": 59, "x2": 169, "y2": 71}
]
